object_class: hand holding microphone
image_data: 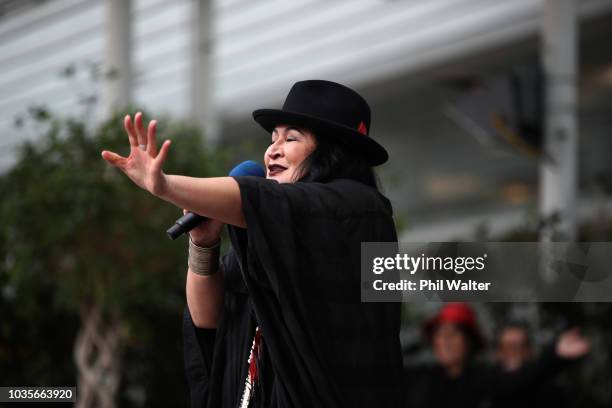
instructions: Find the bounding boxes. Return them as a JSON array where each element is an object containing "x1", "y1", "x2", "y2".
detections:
[
  {"x1": 180, "y1": 209, "x2": 224, "y2": 247},
  {"x1": 166, "y1": 160, "x2": 265, "y2": 240}
]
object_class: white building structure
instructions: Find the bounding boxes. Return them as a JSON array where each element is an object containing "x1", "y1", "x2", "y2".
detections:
[{"x1": 1, "y1": 0, "x2": 611, "y2": 240}]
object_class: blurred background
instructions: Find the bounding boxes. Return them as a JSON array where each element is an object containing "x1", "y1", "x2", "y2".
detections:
[{"x1": 0, "y1": 0, "x2": 611, "y2": 407}]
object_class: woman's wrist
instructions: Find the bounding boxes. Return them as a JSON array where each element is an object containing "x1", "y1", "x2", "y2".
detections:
[
  {"x1": 188, "y1": 238, "x2": 221, "y2": 276},
  {"x1": 191, "y1": 237, "x2": 221, "y2": 247},
  {"x1": 151, "y1": 172, "x2": 170, "y2": 198}
]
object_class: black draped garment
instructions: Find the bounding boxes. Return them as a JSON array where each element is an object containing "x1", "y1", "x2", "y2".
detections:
[{"x1": 183, "y1": 177, "x2": 403, "y2": 408}]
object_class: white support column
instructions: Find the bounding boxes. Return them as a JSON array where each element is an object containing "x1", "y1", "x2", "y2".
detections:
[
  {"x1": 190, "y1": 0, "x2": 220, "y2": 144},
  {"x1": 539, "y1": 0, "x2": 578, "y2": 243},
  {"x1": 104, "y1": 0, "x2": 132, "y2": 116}
]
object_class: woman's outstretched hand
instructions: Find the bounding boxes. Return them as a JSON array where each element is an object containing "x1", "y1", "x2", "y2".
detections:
[{"x1": 101, "y1": 112, "x2": 172, "y2": 197}]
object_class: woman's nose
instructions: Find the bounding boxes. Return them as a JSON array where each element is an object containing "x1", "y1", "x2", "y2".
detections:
[{"x1": 267, "y1": 141, "x2": 283, "y2": 159}]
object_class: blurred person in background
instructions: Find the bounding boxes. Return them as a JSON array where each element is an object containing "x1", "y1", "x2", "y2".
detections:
[
  {"x1": 495, "y1": 323, "x2": 533, "y2": 372},
  {"x1": 101, "y1": 80, "x2": 403, "y2": 408},
  {"x1": 404, "y1": 303, "x2": 591, "y2": 408},
  {"x1": 491, "y1": 323, "x2": 576, "y2": 408}
]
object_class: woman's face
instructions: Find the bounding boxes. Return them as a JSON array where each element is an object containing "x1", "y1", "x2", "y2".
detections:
[
  {"x1": 264, "y1": 124, "x2": 317, "y2": 183},
  {"x1": 432, "y1": 323, "x2": 469, "y2": 369}
]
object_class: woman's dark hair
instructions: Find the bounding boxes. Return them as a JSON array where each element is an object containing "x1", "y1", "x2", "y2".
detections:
[
  {"x1": 430, "y1": 324, "x2": 482, "y2": 360},
  {"x1": 294, "y1": 131, "x2": 380, "y2": 190},
  {"x1": 456, "y1": 324, "x2": 482, "y2": 355}
]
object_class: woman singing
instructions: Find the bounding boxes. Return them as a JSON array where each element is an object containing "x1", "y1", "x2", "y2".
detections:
[{"x1": 101, "y1": 80, "x2": 403, "y2": 407}]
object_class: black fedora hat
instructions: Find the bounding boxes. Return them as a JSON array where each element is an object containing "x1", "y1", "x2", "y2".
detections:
[{"x1": 252, "y1": 80, "x2": 389, "y2": 166}]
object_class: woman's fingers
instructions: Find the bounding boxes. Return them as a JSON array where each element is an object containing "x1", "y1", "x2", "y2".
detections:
[
  {"x1": 101, "y1": 150, "x2": 127, "y2": 168},
  {"x1": 124, "y1": 115, "x2": 138, "y2": 147},
  {"x1": 147, "y1": 120, "x2": 158, "y2": 156},
  {"x1": 134, "y1": 112, "x2": 147, "y2": 146},
  {"x1": 154, "y1": 140, "x2": 172, "y2": 169}
]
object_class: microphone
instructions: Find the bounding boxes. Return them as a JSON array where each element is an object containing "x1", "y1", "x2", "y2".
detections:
[{"x1": 166, "y1": 160, "x2": 265, "y2": 239}]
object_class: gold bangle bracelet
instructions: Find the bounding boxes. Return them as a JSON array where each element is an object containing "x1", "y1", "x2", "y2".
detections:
[{"x1": 188, "y1": 238, "x2": 220, "y2": 276}]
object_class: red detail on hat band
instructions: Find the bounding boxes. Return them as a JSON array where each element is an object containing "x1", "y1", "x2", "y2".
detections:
[{"x1": 357, "y1": 121, "x2": 367, "y2": 136}]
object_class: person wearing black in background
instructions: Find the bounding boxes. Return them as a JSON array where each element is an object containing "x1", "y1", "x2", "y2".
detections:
[
  {"x1": 101, "y1": 80, "x2": 403, "y2": 407},
  {"x1": 491, "y1": 323, "x2": 572, "y2": 408},
  {"x1": 404, "y1": 303, "x2": 590, "y2": 408}
]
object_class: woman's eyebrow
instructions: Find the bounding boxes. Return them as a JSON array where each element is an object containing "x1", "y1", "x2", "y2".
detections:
[
  {"x1": 272, "y1": 126, "x2": 305, "y2": 136},
  {"x1": 285, "y1": 126, "x2": 305, "y2": 135}
]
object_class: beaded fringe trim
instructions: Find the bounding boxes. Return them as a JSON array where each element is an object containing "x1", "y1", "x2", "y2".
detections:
[{"x1": 239, "y1": 327, "x2": 260, "y2": 408}]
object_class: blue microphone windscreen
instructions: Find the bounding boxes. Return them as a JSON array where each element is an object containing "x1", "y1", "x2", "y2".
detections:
[{"x1": 228, "y1": 160, "x2": 265, "y2": 178}]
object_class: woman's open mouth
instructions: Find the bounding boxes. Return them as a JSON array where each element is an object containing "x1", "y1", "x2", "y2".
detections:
[{"x1": 268, "y1": 164, "x2": 287, "y2": 176}]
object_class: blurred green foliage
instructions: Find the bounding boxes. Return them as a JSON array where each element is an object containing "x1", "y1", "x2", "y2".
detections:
[
  {"x1": 0, "y1": 107, "x2": 231, "y2": 406},
  {"x1": 1, "y1": 108, "x2": 228, "y2": 319}
]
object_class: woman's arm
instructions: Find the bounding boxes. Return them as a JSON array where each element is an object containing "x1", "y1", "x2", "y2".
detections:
[
  {"x1": 160, "y1": 175, "x2": 245, "y2": 228},
  {"x1": 102, "y1": 113, "x2": 242, "y2": 325},
  {"x1": 101, "y1": 112, "x2": 246, "y2": 227},
  {"x1": 187, "y1": 262, "x2": 224, "y2": 328},
  {"x1": 184, "y1": 215, "x2": 226, "y2": 329}
]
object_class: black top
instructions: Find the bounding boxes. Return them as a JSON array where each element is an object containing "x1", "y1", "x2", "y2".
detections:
[
  {"x1": 404, "y1": 346, "x2": 572, "y2": 408},
  {"x1": 183, "y1": 177, "x2": 403, "y2": 408}
]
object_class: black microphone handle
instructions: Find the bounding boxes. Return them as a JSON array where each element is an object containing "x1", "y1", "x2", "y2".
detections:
[{"x1": 166, "y1": 212, "x2": 206, "y2": 240}]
